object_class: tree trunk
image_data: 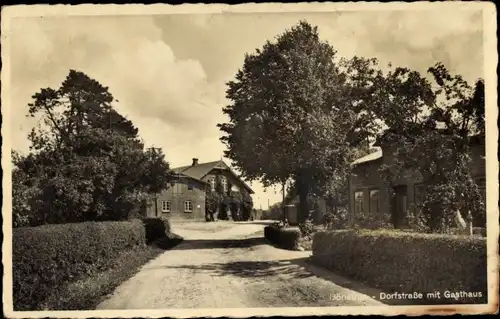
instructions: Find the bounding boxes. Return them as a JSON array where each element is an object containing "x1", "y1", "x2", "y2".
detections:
[
  {"x1": 297, "y1": 173, "x2": 309, "y2": 224},
  {"x1": 281, "y1": 182, "x2": 286, "y2": 222}
]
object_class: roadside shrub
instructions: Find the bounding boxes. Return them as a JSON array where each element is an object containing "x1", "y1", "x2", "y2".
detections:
[
  {"x1": 141, "y1": 216, "x2": 171, "y2": 244},
  {"x1": 298, "y1": 219, "x2": 315, "y2": 238},
  {"x1": 352, "y1": 210, "x2": 393, "y2": 230},
  {"x1": 264, "y1": 225, "x2": 301, "y2": 250},
  {"x1": 312, "y1": 229, "x2": 487, "y2": 304},
  {"x1": 322, "y1": 208, "x2": 348, "y2": 230},
  {"x1": 272, "y1": 220, "x2": 288, "y2": 229},
  {"x1": 13, "y1": 220, "x2": 146, "y2": 311}
]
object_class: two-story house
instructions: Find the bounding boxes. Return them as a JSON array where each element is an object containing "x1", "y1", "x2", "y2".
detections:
[
  {"x1": 348, "y1": 134, "x2": 486, "y2": 228},
  {"x1": 144, "y1": 158, "x2": 254, "y2": 220}
]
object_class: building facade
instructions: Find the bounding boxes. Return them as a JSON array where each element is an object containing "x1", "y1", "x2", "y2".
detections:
[
  {"x1": 348, "y1": 135, "x2": 486, "y2": 228},
  {"x1": 144, "y1": 158, "x2": 254, "y2": 220}
]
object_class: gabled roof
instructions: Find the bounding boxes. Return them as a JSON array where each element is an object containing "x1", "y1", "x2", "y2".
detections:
[
  {"x1": 171, "y1": 159, "x2": 254, "y2": 194},
  {"x1": 351, "y1": 147, "x2": 383, "y2": 166},
  {"x1": 172, "y1": 160, "x2": 222, "y2": 180},
  {"x1": 355, "y1": 131, "x2": 484, "y2": 167}
]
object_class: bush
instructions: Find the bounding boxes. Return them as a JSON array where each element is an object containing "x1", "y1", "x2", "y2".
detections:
[
  {"x1": 298, "y1": 219, "x2": 315, "y2": 238},
  {"x1": 264, "y1": 225, "x2": 301, "y2": 250},
  {"x1": 271, "y1": 220, "x2": 288, "y2": 229},
  {"x1": 13, "y1": 220, "x2": 146, "y2": 310},
  {"x1": 311, "y1": 229, "x2": 487, "y2": 304},
  {"x1": 141, "y1": 216, "x2": 171, "y2": 244},
  {"x1": 322, "y1": 207, "x2": 348, "y2": 230}
]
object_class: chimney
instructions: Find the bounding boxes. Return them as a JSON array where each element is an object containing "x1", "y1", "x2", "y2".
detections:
[{"x1": 192, "y1": 158, "x2": 199, "y2": 166}]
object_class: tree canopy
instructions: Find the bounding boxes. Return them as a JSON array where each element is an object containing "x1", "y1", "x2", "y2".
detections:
[
  {"x1": 374, "y1": 63, "x2": 486, "y2": 231},
  {"x1": 219, "y1": 21, "x2": 378, "y2": 222},
  {"x1": 219, "y1": 20, "x2": 485, "y2": 230},
  {"x1": 13, "y1": 70, "x2": 171, "y2": 227}
]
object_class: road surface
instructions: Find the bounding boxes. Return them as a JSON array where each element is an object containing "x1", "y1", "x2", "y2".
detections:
[{"x1": 97, "y1": 220, "x2": 383, "y2": 309}]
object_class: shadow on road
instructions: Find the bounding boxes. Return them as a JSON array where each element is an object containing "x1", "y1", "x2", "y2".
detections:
[
  {"x1": 170, "y1": 237, "x2": 267, "y2": 250},
  {"x1": 146, "y1": 258, "x2": 315, "y2": 280}
]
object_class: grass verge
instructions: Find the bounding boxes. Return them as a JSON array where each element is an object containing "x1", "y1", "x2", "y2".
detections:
[
  {"x1": 41, "y1": 233, "x2": 184, "y2": 310},
  {"x1": 40, "y1": 246, "x2": 164, "y2": 310}
]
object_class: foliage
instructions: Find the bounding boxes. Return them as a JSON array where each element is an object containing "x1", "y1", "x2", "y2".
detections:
[
  {"x1": 204, "y1": 175, "x2": 253, "y2": 222},
  {"x1": 13, "y1": 220, "x2": 146, "y2": 310},
  {"x1": 298, "y1": 219, "x2": 316, "y2": 239},
  {"x1": 12, "y1": 70, "x2": 171, "y2": 226},
  {"x1": 205, "y1": 182, "x2": 220, "y2": 222},
  {"x1": 218, "y1": 193, "x2": 231, "y2": 221},
  {"x1": 219, "y1": 21, "x2": 379, "y2": 223},
  {"x1": 322, "y1": 207, "x2": 349, "y2": 230},
  {"x1": 367, "y1": 60, "x2": 486, "y2": 231},
  {"x1": 351, "y1": 208, "x2": 393, "y2": 230},
  {"x1": 12, "y1": 151, "x2": 44, "y2": 227},
  {"x1": 312, "y1": 229, "x2": 487, "y2": 304},
  {"x1": 271, "y1": 220, "x2": 289, "y2": 229},
  {"x1": 264, "y1": 225, "x2": 301, "y2": 250},
  {"x1": 240, "y1": 190, "x2": 254, "y2": 221},
  {"x1": 228, "y1": 190, "x2": 242, "y2": 220},
  {"x1": 141, "y1": 216, "x2": 171, "y2": 244}
]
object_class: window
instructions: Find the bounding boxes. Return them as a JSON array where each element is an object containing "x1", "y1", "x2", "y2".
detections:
[
  {"x1": 369, "y1": 189, "x2": 380, "y2": 214},
  {"x1": 209, "y1": 177, "x2": 216, "y2": 192},
  {"x1": 161, "y1": 200, "x2": 171, "y2": 213},
  {"x1": 184, "y1": 201, "x2": 193, "y2": 213},
  {"x1": 354, "y1": 191, "x2": 364, "y2": 214},
  {"x1": 187, "y1": 182, "x2": 193, "y2": 191},
  {"x1": 221, "y1": 177, "x2": 228, "y2": 192}
]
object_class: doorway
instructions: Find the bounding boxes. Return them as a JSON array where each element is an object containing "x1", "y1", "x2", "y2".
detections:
[{"x1": 392, "y1": 185, "x2": 408, "y2": 228}]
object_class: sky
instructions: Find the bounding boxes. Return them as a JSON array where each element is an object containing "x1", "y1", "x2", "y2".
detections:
[{"x1": 6, "y1": 8, "x2": 484, "y2": 209}]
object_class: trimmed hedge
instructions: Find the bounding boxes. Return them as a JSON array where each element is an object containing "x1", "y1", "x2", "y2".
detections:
[
  {"x1": 264, "y1": 225, "x2": 301, "y2": 250},
  {"x1": 153, "y1": 232, "x2": 184, "y2": 250},
  {"x1": 311, "y1": 229, "x2": 487, "y2": 304},
  {"x1": 13, "y1": 220, "x2": 146, "y2": 310},
  {"x1": 142, "y1": 216, "x2": 171, "y2": 244}
]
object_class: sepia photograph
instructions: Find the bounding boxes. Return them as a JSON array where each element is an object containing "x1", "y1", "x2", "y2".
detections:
[{"x1": 1, "y1": 2, "x2": 498, "y2": 318}]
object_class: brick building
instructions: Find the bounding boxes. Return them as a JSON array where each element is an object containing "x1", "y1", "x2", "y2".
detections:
[
  {"x1": 144, "y1": 158, "x2": 254, "y2": 220},
  {"x1": 348, "y1": 134, "x2": 486, "y2": 228}
]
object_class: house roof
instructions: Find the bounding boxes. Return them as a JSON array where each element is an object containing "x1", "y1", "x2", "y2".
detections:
[
  {"x1": 171, "y1": 159, "x2": 255, "y2": 194},
  {"x1": 351, "y1": 147, "x2": 383, "y2": 166},
  {"x1": 172, "y1": 160, "x2": 221, "y2": 180},
  {"x1": 354, "y1": 132, "x2": 484, "y2": 167}
]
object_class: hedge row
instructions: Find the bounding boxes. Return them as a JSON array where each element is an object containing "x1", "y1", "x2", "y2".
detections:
[
  {"x1": 142, "y1": 216, "x2": 171, "y2": 244},
  {"x1": 311, "y1": 229, "x2": 487, "y2": 304},
  {"x1": 13, "y1": 217, "x2": 177, "y2": 311},
  {"x1": 264, "y1": 225, "x2": 301, "y2": 250}
]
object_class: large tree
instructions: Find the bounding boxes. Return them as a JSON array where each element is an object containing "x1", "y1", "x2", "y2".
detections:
[
  {"x1": 218, "y1": 21, "x2": 378, "y2": 223},
  {"x1": 374, "y1": 63, "x2": 485, "y2": 232},
  {"x1": 13, "y1": 70, "x2": 171, "y2": 226}
]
